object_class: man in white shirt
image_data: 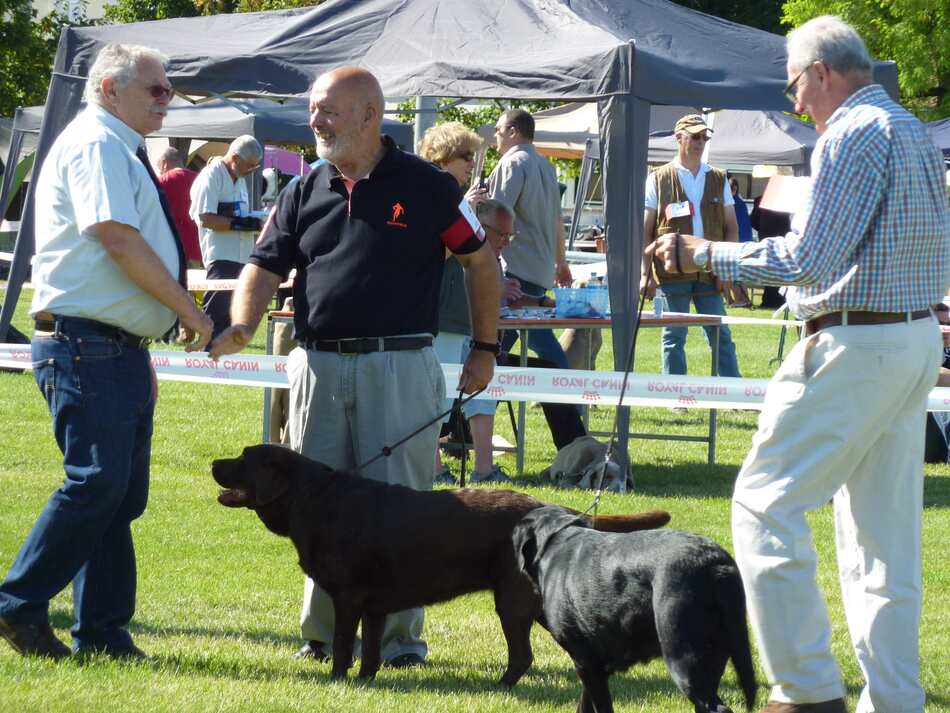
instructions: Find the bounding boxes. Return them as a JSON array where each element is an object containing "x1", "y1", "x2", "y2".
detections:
[
  {"x1": 190, "y1": 135, "x2": 263, "y2": 337},
  {"x1": 642, "y1": 114, "x2": 741, "y2": 380},
  {"x1": 0, "y1": 43, "x2": 211, "y2": 660}
]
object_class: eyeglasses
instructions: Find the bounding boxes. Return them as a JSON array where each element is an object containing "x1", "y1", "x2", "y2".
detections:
[
  {"x1": 688, "y1": 133, "x2": 709, "y2": 142},
  {"x1": 144, "y1": 83, "x2": 174, "y2": 100},
  {"x1": 784, "y1": 61, "x2": 818, "y2": 103},
  {"x1": 483, "y1": 224, "x2": 516, "y2": 241}
]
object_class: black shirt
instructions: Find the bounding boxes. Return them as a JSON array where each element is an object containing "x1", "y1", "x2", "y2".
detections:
[{"x1": 250, "y1": 137, "x2": 484, "y2": 340}]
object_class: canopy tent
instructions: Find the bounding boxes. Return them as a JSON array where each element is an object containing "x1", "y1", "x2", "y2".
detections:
[
  {"x1": 0, "y1": 0, "x2": 899, "y2": 474},
  {"x1": 522, "y1": 102, "x2": 817, "y2": 169},
  {"x1": 929, "y1": 118, "x2": 950, "y2": 157}
]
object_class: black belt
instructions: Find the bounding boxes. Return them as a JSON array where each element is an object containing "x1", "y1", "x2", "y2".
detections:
[
  {"x1": 34, "y1": 312, "x2": 152, "y2": 350},
  {"x1": 804, "y1": 309, "x2": 931, "y2": 337},
  {"x1": 303, "y1": 335, "x2": 432, "y2": 354}
]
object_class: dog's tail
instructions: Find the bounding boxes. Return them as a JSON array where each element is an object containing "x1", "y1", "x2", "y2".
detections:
[
  {"x1": 713, "y1": 564, "x2": 758, "y2": 711},
  {"x1": 587, "y1": 510, "x2": 671, "y2": 532}
]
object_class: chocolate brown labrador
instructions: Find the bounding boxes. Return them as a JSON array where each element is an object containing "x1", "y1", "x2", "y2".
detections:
[
  {"x1": 513, "y1": 506, "x2": 757, "y2": 713},
  {"x1": 211, "y1": 444, "x2": 670, "y2": 684}
]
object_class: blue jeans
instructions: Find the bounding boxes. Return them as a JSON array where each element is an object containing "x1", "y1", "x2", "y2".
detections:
[
  {"x1": 500, "y1": 275, "x2": 569, "y2": 369},
  {"x1": 657, "y1": 279, "x2": 741, "y2": 377},
  {"x1": 0, "y1": 318, "x2": 155, "y2": 652}
]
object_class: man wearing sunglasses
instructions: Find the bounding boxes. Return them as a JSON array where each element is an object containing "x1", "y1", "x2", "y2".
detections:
[
  {"x1": 642, "y1": 113, "x2": 742, "y2": 386},
  {"x1": 190, "y1": 134, "x2": 264, "y2": 338},
  {"x1": 0, "y1": 43, "x2": 211, "y2": 661},
  {"x1": 648, "y1": 17, "x2": 949, "y2": 713}
]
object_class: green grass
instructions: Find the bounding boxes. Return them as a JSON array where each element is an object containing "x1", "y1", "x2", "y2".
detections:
[{"x1": 1, "y1": 286, "x2": 949, "y2": 712}]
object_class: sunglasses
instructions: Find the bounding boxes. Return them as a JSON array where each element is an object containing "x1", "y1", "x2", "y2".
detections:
[
  {"x1": 784, "y1": 61, "x2": 818, "y2": 103},
  {"x1": 456, "y1": 152, "x2": 475, "y2": 162},
  {"x1": 688, "y1": 133, "x2": 709, "y2": 142},
  {"x1": 144, "y1": 83, "x2": 174, "y2": 100},
  {"x1": 484, "y1": 224, "x2": 516, "y2": 241}
]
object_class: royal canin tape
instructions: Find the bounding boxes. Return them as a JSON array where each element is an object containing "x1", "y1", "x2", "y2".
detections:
[{"x1": 3, "y1": 344, "x2": 949, "y2": 412}]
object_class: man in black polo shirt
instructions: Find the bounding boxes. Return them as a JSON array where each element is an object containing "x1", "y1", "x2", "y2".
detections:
[{"x1": 209, "y1": 67, "x2": 500, "y2": 668}]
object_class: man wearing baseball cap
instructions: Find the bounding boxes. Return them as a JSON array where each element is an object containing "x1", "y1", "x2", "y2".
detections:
[{"x1": 641, "y1": 113, "x2": 741, "y2": 385}]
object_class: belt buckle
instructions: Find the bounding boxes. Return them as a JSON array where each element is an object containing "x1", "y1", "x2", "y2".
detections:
[{"x1": 377, "y1": 337, "x2": 385, "y2": 353}]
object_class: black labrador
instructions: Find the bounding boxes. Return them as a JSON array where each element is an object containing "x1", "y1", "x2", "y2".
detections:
[
  {"x1": 513, "y1": 505, "x2": 757, "y2": 713},
  {"x1": 211, "y1": 444, "x2": 671, "y2": 684}
]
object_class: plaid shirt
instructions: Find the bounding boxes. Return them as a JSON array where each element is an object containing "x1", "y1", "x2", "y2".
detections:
[{"x1": 713, "y1": 84, "x2": 950, "y2": 319}]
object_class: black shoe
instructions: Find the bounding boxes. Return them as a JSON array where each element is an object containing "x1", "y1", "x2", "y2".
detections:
[
  {"x1": 0, "y1": 614, "x2": 71, "y2": 660},
  {"x1": 293, "y1": 640, "x2": 330, "y2": 662},
  {"x1": 385, "y1": 652, "x2": 425, "y2": 668},
  {"x1": 74, "y1": 643, "x2": 149, "y2": 661}
]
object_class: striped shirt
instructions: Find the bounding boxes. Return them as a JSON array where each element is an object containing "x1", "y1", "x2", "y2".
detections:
[{"x1": 712, "y1": 84, "x2": 950, "y2": 319}]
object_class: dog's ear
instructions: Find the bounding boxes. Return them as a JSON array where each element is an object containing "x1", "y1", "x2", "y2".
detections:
[
  {"x1": 254, "y1": 447, "x2": 291, "y2": 505},
  {"x1": 512, "y1": 520, "x2": 539, "y2": 576}
]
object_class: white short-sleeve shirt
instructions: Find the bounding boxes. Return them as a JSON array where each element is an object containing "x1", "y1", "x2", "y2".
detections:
[
  {"x1": 30, "y1": 105, "x2": 179, "y2": 338},
  {"x1": 189, "y1": 157, "x2": 254, "y2": 265},
  {"x1": 644, "y1": 160, "x2": 733, "y2": 238}
]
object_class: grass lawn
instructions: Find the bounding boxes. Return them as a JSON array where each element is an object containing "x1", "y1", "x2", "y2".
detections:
[{"x1": 1, "y1": 286, "x2": 948, "y2": 712}]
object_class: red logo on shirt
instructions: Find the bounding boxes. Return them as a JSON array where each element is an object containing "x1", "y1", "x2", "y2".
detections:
[{"x1": 387, "y1": 202, "x2": 408, "y2": 228}]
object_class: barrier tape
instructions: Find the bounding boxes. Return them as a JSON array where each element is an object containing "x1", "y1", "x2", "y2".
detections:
[
  {"x1": 3, "y1": 344, "x2": 949, "y2": 412},
  {"x1": 660, "y1": 310, "x2": 803, "y2": 328}
]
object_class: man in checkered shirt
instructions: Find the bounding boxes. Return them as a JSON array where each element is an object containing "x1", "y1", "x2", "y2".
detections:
[{"x1": 649, "y1": 16, "x2": 950, "y2": 713}]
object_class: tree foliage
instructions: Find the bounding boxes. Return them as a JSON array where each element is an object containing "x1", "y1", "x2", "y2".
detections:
[
  {"x1": 0, "y1": 0, "x2": 74, "y2": 115},
  {"x1": 103, "y1": 0, "x2": 198, "y2": 24},
  {"x1": 674, "y1": 0, "x2": 785, "y2": 35},
  {"x1": 782, "y1": 0, "x2": 950, "y2": 120}
]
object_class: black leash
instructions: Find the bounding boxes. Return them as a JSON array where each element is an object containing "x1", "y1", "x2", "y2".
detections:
[
  {"x1": 582, "y1": 255, "x2": 658, "y2": 519},
  {"x1": 356, "y1": 386, "x2": 484, "y2": 475}
]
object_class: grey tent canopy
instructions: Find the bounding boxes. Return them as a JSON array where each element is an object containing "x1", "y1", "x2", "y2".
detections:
[
  {"x1": 929, "y1": 118, "x2": 950, "y2": 157},
  {"x1": 0, "y1": 0, "x2": 899, "y2": 476}
]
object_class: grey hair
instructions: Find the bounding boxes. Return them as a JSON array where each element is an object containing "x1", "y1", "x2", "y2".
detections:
[
  {"x1": 787, "y1": 15, "x2": 873, "y2": 79},
  {"x1": 157, "y1": 146, "x2": 182, "y2": 168},
  {"x1": 476, "y1": 198, "x2": 514, "y2": 225},
  {"x1": 84, "y1": 43, "x2": 169, "y2": 107},
  {"x1": 228, "y1": 135, "x2": 264, "y2": 163}
]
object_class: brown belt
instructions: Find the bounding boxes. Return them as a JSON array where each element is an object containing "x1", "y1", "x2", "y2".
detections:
[
  {"x1": 804, "y1": 309, "x2": 931, "y2": 337},
  {"x1": 33, "y1": 312, "x2": 152, "y2": 349}
]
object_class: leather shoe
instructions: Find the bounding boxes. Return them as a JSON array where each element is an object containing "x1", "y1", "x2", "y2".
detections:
[
  {"x1": 0, "y1": 614, "x2": 71, "y2": 659},
  {"x1": 293, "y1": 640, "x2": 330, "y2": 662},
  {"x1": 759, "y1": 699, "x2": 847, "y2": 713},
  {"x1": 385, "y1": 652, "x2": 425, "y2": 668}
]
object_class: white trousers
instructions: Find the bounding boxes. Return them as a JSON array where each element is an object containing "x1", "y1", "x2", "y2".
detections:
[
  {"x1": 732, "y1": 316, "x2": 940, "y2": 712},
  {"x1": 287, "y1": 344, "x2": 444, "y2": 661}
]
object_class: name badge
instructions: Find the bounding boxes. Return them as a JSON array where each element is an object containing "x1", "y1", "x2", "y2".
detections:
[{"x1": 665, "y1": 200, "x2": 692, "y2": 219}]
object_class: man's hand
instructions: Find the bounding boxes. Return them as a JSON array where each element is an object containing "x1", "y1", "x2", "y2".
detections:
[
  {"x1": 555, "y1": 260, "x2": 573, "y2": 287},
  {"x1": 458, "y1": 348, "x2": 495, "y2": 394},
  {"x1": 207, "y1": 324, "x2": 253, "y2": 360},
  {"x1": 645, "y1": 233, "x2": 705, "y2": 275},
  {"x1": 178, "y1": 308, "x2": 213, "y2": 353},
  {"x1": 639, "y1": 273, "x2": 656, "y2": 299},
  {"x1": 502, "y1": 277, "x2": 524, "y2": 305},
  {"x1": 714, "y1": 277, "x2": 733, "y2": 295},
  {"x1": 464, "y1": 185, "x2": 489, "y2": 208}
]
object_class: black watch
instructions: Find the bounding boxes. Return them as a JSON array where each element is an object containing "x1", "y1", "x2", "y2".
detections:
[{"x1": 471, "y1": 340, "x2": 500, "y2": 355}]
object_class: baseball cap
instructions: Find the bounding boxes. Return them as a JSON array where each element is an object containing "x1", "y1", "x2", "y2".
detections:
[{"x1": 674, "y1": 114, "x2": 713, "y2": 135}]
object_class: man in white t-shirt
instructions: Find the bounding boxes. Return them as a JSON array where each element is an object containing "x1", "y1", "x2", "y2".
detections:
[{"x1": 190, "y1": 134, "x2": 263, "y2": 337}]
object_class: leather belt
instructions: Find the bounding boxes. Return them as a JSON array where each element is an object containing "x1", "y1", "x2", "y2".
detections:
[
  {"x1": 33, "y1": 312, "x2": 152, "y2": 350},
  {"x1": 303, "y1": 335, "x2": 432, "y2": 354},
  {"x1": 804, "y1": 309, "x2": 931, "y2": 337}
]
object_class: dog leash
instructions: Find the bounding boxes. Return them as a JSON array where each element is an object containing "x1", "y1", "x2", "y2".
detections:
[
  {"x1": 356, "y1": 386, "x2": 483, "y2": 475},
  {"x1": 583, "y1": 250, "x2": 661, "y2": 520}
]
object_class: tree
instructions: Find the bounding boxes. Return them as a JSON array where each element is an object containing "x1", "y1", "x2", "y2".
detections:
[
  {"x1": 0, "y1": 0, "x2": 72, "y2": 115},
  {"x1": 782, "y1": 0, "x2": 950, "y2": 120},
  {"x1": 674, "y1": 0, "x2": 786, "y2": 35},
  {"x1": 103, "y1": 0, "x2": 198, "y2": 24}
]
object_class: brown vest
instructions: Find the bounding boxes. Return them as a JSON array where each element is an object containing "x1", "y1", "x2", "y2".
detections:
[{"x1": 650, "y1": 162, "x2": 727, "y2": 285}]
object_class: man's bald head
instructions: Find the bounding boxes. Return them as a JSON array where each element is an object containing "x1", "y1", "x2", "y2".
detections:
[{"x1": 309, "y1": 67, "x2": 386, "y2": 174}]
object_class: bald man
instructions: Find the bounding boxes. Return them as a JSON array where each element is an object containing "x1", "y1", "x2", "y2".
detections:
[
  {"x1": 209, "y1": 67, "x2": 501, "y2": 668},
  {"x1": 156, "y1": 147, "x2": 201, "y2": 264}
]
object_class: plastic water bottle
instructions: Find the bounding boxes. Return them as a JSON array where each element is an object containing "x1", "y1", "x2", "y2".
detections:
[{"x1": 653, "y1": 294, "x2": 667, "y2": 317}]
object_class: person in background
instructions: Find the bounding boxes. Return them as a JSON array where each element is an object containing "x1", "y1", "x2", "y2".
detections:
[
  {"x1": 0, "y1": 43, "x2": 211, "y2": 661},
  {"x1": 419, "y1": 122, "x2": 513, "y2": 484},
  {"x1": 189, "y1": 134, "x2": 263, "y2": 337},
  {"x1": 208, "y1": 67, "x2": 500, "y2": 669},
  {"x1": 156, "y1": 146, "x2": 201, "y2": 266},
  {"x1": 648, "y1": 16, "x2": 949, "y2": 712},
  {"x1": 726, "y1": 173, "x2": 753, "y2": 307},
  {"x1": 489, "y1": 108, "x2": 573, "y2": 368},
  {"x1": 641, "y1": 114, "x2": 742, "y2": 381}
]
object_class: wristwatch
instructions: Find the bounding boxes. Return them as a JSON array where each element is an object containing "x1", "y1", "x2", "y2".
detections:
[
  {"x1": 471, "y1": 340, "x2": 500, "y2": 355},
  {"x1": 693, "y1": 241, "x2": 712, "y2": 272}
]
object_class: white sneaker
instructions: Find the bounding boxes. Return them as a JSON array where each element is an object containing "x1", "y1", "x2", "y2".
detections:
[{"x1": 470, "y1": 464, "x2": 513, "y2": 484}]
